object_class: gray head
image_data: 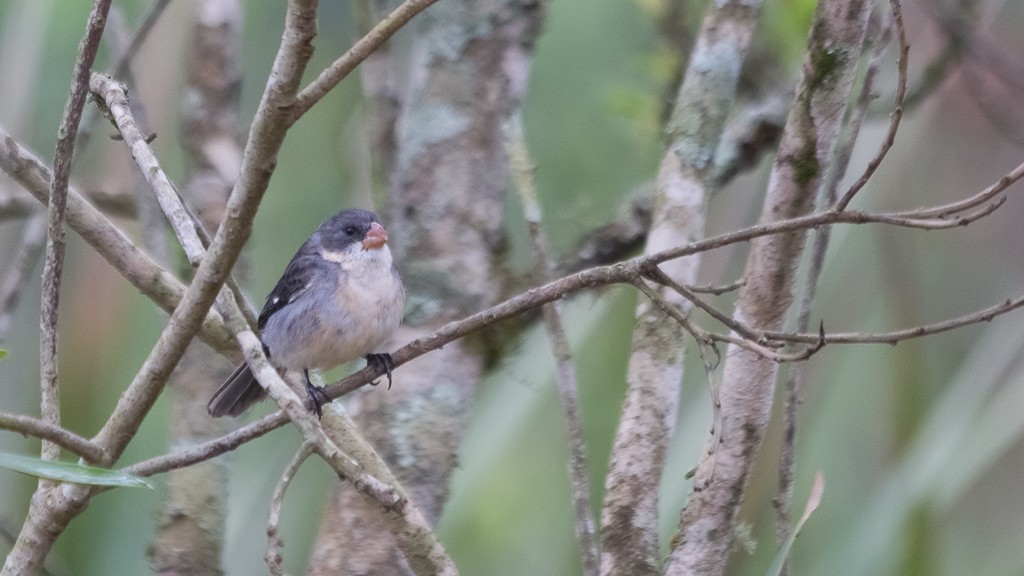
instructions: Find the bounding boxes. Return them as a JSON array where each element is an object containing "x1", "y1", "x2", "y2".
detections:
[{"x1": 317, "y1": 208, "x2": 388, "y2": 252}]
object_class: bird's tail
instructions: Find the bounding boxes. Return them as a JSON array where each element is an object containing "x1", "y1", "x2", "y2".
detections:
[{"x1": 207, "y1": 362, "x2": 266, "y2": 417}]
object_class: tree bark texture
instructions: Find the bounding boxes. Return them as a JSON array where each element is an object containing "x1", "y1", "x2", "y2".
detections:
[
  {"x1": 665, "y1": 0, "x2": 872, "y2": 574},
  {"x1": 307, "y1": 1, "x2": 545, "y2": 574}
]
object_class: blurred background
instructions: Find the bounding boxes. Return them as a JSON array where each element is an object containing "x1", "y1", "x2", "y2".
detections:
[{"x1": 1, "y1": 0, "x2": 1024, "y2": 574}]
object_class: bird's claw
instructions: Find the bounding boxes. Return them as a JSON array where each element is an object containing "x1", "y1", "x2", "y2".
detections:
[
  {"x1": 365, "y1": 353, "x2": 396, "y2": 390},
  {"x1": 302, "y1": 368, "x2": 332, "y2": 419},
  {"x1": 305, "y1": 382, "x2": 332, "y2": 419}
]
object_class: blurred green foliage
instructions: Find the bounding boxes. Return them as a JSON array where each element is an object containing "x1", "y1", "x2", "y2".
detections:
[{"x1": 2, "y1": 0, "x2": 1024, "y2": 575}]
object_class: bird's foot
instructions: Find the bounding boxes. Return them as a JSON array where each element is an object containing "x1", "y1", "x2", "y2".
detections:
[
  {"x1": 365, "y1": 353, "x2": 396, "y2": 389},
  {"x1": 303, "y1": 368, "x2": 332, "y2": 419}
]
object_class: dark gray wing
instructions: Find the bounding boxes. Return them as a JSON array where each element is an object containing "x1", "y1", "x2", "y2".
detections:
[{"x1": 257, "y1": 241, "x2": 322, "y2": 329}]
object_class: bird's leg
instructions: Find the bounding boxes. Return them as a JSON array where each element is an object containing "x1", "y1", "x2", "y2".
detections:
[
  {"x1": 303, "y1": 368, "x2": 332, "y2": 419},
  {"x1": 365, "y1": 353, "x2": 396, "y2": 389}
]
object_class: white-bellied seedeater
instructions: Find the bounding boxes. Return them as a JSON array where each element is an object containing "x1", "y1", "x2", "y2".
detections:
[{"x1": 207, "y1": 208, "x2": 405, "y2": 418}]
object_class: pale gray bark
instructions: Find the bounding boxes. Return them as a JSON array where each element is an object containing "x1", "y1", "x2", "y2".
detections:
[
  {"x1": 599, "y1": 1, "x2": 764, "y2": 574},
  {"x1": 148, "y1": 2, "x2": 243, "y2": 574},
  {"x1": 307, "y1": 1, "x2": 544, "y2": 573},
  {"x1": 665, "y1": 0, "x2": 872, "y2": 573}
]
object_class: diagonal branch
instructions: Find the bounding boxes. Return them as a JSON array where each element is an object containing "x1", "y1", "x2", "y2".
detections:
[
  {"x1": 834, "y1": 0, "x2": 909, "y2": 212},
  {"x1": 0, "y1": 212, "x2": 47, "y2": 341},
  {"x1": 0, "y1": 127, "x2": 239, "y2": 356},
  {"x1": 89, "y1": 73, "x2": 207, "y2": 263},
  {"x1": 265, "y1": 442, "x2": 314, "y2": 576},
  {"x1": 289, "y1": 0, "x2": 441, "y2": 124}
]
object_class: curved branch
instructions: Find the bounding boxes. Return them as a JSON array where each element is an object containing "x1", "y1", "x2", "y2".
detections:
[
  {"x1": 765, "y1": 293, "x2": 1024, "y2": 345},
  {"x1": 0, "y1": 413, "x2": 106, "y2": 463},
  {"x1": 834, "y1": 0, "x2": 909, "y2": 211},
  {"x1": 265, "y1": 442, "x2": 313, "y2": 576},
  {"x1": 289, "y1": 0, "x2": 441, "y2": 124}
]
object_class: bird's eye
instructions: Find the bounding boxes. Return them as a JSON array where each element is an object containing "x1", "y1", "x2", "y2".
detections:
[{"x1": 344, "y1": 226, "x2": 358, "y2": 236}]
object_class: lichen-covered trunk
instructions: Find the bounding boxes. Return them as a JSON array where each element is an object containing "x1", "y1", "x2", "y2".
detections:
[
  {"x1": 598, "y1": 2, "x2": 763, "y2": 575},
  {"x1": 664, "y1": 0, "x2": 872, "y2": 574},
  {"x1": 306, "y1": 1, "x2": 544, "y2": 573}
]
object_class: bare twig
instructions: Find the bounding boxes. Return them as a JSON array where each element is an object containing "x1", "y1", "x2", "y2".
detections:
[
  {"x1": 121, "y1": 216, "x2": 1024, "y2": 483},
  {"x1": 0, "y1": 127, "x2": 239, "y2": 357},
  {"x1": 89, "y1": 73, "x2": 207, "y2": 264},
  {"x1": 88, "y1": 71, "x2": 260, "y2": 330},
  {"x1": 775, "y1": 7, "x2": 894, "y2": 563},
  {"x1": 645, "y1": 266, "x2": 767, "y2": 344},
  {"x1": 289, "y1": 0, "x2": 441, "y2": 124},
  {"x1": 687, "y1": 278, "x2": 745, "y2": 295},
  {"x1": 0, "y1": 212, "x2": 47, "y2": 341},
  {"x1": 104, "y1": 4, "x2": 169, "y2": 265},
  {"x1": 75, "y1": 0, "x2": 172, "y2": 159},
  {"x1": 834, "y1": 0, "x2": 908, "y2": 212},
  {"x1": 126, "y1": 411, "x2": 287, "y2": 477},
  {"x1": 38, "y1": 0, "x2": 112, "y2": 468},
  {"x1": 892, "y1": 161, "x2": 1024, "y2": 219},
  {"x1": 110, "y1": 0, "x2": 172, "y2": 79},
  {"x1": 265, "y1": 442, "x2": 314, "y2": 576},
  {"x1": 507, "y1": 113, "x2": 599, "y2": 575},
  {"x1": 0, "y1": 412, "x2": 106, "y2": 463}
]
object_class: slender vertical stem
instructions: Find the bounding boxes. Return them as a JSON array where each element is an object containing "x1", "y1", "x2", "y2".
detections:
[
  {"x1": 38, "y1": 0, "x2": 112, "y2": 464},
  {"x1": 507, "y1": 113, "x2": 600, "y2": 575}
]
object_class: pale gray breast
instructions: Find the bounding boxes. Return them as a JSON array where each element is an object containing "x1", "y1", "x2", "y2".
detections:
[{"x1": 261, "y1": 245, "x2": 404, "y2": 372}]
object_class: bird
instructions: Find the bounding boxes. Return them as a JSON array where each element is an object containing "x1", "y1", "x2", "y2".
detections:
[{"x1": 207, "y1": 208, "x2": 405, "y2": 418}]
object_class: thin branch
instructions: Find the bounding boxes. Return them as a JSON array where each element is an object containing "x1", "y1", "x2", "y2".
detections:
[
  {"x1": 0, "y1": 212, "x2": 47, "y2": 341},
  {"x1": 775, "y1": 7, "x2": 893, "y2": 563},
  {"x1": 126, "y1": 411, "x2": 288, "y2": 477},
  {"x1": 38, "y1": 0, "x2": 113, "y2": 467},
  {"x1": 645, "y1": 155, "x2": 1023, "y2": 266},
  {"x1": 834, "y1": 0, "x2": 908, "y2": 212},
  {"x1": 507, "y1": 113, "x2": 599, "y2": 575},
  {"x1": 892, "y1": 161, "x2": 1024, "y2": 219},
  {"x1": 89, "y1": 73, "x2": 207, "y2": 264},
  {"x1": 289, "y1": 0, "x2": 441, "y2": 124},
  {"x1": 110, "y1": 0, "x2": 172, "y2": 79},
  {"x1": 75, "y1": 0, "x2": 172, "y2": 160},
  {"x1": 687, "y1": 278, "x2": 745, "y2": 295},
  {"x1": 767, "y1": 293, "x2": 1024, "y2": 344},
  {"x1": 123, "y1": 232, "x2": 1024, "y2": 481},
  {"x1": 265, "y1": 442, "x2": 314, "y2": 576},
  {"x1": 0, "y1": 412, "x2": 106, "y2": 463},
  {"x1": 89, "y1": 72, "x2": 260, "y2": 329},
  {"x1": 644, "y1": 267, "x2": 768, "y2": 344},
  {"x1": 0, "y1": 127, "x2": 239, "y2": 357},
  {"x1": 633, "y1": 278, "x2": 824, "y2": 365}
]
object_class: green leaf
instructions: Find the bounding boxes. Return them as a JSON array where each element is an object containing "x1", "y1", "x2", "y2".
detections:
[
  {"x1": 0, "y1": 349, "x2": 8, "y2": 360},
  {"x1": 765, "y1": 471, "x2": 824, "y2": 576},
  {"x1": 0, "y1": 452, "x2": 152, "y2": 489}
]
